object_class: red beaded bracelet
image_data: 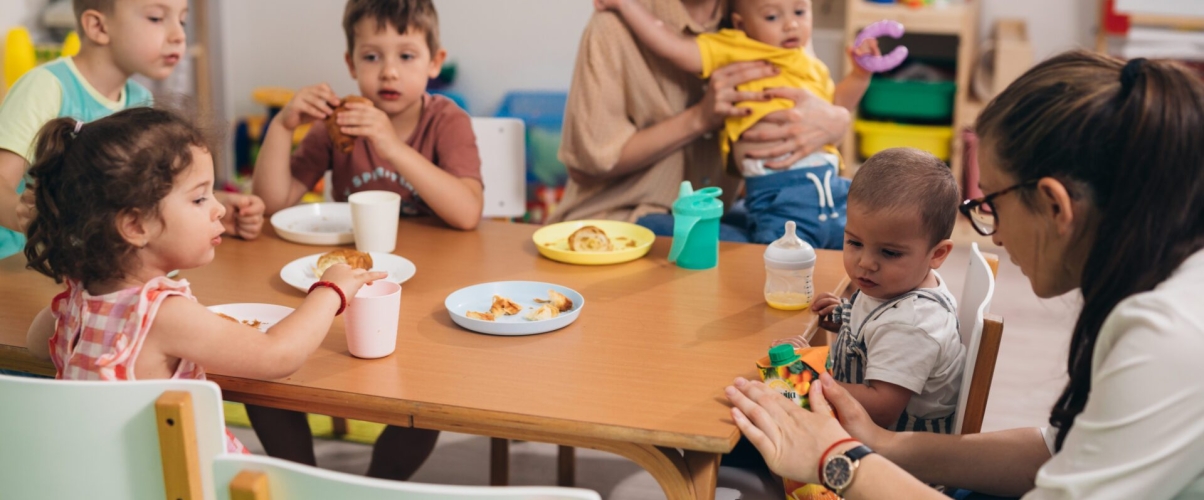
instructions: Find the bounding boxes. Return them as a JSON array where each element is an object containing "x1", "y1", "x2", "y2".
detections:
[
  {"x1": 308, "y1": 281, "x2": 347, "y2": 315},
  {"x1": 817, "y1": 437, "x2": 859, "y2": 486}
]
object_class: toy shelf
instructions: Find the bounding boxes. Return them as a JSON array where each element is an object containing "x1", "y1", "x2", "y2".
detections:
[{"x1": 840, "y1": 0, "x2": 980, "y2": 185}]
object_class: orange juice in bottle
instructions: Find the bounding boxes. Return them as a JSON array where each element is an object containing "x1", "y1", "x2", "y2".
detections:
[{"x1": 763, "y1": 221, "x2": 816, "y2": 311}]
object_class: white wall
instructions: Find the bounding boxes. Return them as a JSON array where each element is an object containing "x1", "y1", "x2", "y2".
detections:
[
  {"x1": 219, "y1": 0, "x2": 592, "y2": 122},
  {"x1": 978, "y1": 0, "x2": 1096, "y2": 62}
]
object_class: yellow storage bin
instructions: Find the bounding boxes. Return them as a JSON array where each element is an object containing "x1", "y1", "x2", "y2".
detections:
[{"x1": 854, "y1": 120, "x2": 954, "y2": 161}]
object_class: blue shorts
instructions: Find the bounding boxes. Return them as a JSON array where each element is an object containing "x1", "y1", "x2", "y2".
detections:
[
  {"x1": 635, "y1": 201, "x2": 752, "y2": 243},
  {"x1": 744, "y1": 164, "x2": 848, "y2": 248}
]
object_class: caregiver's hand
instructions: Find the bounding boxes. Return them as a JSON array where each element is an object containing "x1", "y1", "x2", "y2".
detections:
[
  {"x1": 696, "y1": 61, "x2": 777, "y2": 131},
  {"x1": 740, "y1": 87, "x2": 851, "y2": 169},
  {"x1": 726, "y1": 374, "x2": 851, "y2": 483}
]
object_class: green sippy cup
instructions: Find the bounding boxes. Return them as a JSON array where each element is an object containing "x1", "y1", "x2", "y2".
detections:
[{"x1": 668, "y1": 181, "x2": 723, "y2": 270}]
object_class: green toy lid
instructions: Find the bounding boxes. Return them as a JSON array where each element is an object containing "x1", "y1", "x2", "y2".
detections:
[
  {"x1": 672, "y1": 185, "x2": 724, "y2": 219},
  {"x1": 768, "y1": 344, "x2": 800, "y2": 367}
]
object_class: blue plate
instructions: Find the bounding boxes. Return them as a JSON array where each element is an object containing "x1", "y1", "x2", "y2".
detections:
[{"x1": 445, "y1": 281, "x2": 584, "y2": 336}]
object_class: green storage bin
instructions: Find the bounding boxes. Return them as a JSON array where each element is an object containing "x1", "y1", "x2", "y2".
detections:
[{"x1": 861, "y1": 77, "x2": 956, "y2": 121}]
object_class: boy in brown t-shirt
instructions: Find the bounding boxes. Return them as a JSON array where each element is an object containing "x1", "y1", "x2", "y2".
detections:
[
  {"x1": 247, "y1": 0, "x2": 467, "y2": 480},
  {"x1": 252, "y1": 0, "x2": 483, "y2": 231}
]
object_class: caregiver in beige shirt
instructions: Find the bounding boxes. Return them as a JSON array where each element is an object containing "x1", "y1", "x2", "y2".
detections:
[{"x1": 549, "y1": 0, "x2": 850, "y2": 223}]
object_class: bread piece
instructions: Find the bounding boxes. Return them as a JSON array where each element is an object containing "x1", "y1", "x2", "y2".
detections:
[
  {"x1": 466, "y1": 311, "x2": 495, "y2": 321},
  {"x1": 490, "y1": 295, "x2": 522, "y2": 316},
  {"x1": 568, "y1": 225, "x2": 612, "y2": 252},
  {"x1": 315, "y1": 249, "x2": 373, "y2": 279},
  {"x1": 524, "y1": 303, "x2": 560, "y2": 321},
  {"x1": 535, "y1": 289, "x2": 574, "y2": 312},
  {"x1": 325, "y1": 95, "x2": 374, "y2": 154}
]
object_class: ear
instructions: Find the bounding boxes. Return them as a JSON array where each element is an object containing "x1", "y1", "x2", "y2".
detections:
[
  {"x1": 427, "y1": 48, "x2": 447, "y2": 79},
  {"x1": 730, "y1": 12, "x2": 744, "y2": 30},
  {"x1": 344, "y1": 51, "x2": 357, "y2": 80},
  {"x1": 1036, "y1": 177, "x2": 1076, "y2": 236},
  {"x1": 928, "y1": 239, "x2": 954, "y2": 269},
  {"x1": 79, "y1": 9, "x2": 110, "y2": 46},
  {"x1": 116, "y1": 209, "x2": 150, "y2": 249}
]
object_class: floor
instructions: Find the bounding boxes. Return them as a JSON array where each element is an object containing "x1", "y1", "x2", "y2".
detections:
[{"x1": 229, "y1": 219, "x2": 1083, "y2": 498}]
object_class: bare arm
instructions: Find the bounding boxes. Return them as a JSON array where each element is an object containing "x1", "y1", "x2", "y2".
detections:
[
  {"x1": 146, "y1": 266, "x2": 385, "y2": 380},
  {"x1": 0, "y1": 150, "x2": 27, "y2": 232},
  {"x1": 252, "y1": 84, "x2": 339, "y2": 215},
  {"x1": 833, "y1": 39, "x2": 878, "y2": 111},
  {"x1": 25, "y1": 307, "x2": 55, "y2": 361},
  {"x1": 876, "y1": 427, "x2": 1050, "y2": 496},
  {"x1": 599, "y1": 0, "x2": 702, "y2": 74},
  {"x1": 838, "y1": 379, "x2": 912, "y2": 429}
]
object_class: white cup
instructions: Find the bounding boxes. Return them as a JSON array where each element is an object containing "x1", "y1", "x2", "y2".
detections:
[
  {"x1": 343, "y1": 280, "x2": 402, "y2": 359},
  {"x1": 348, "y1": 190, "x2": 401, "y2": 253}
]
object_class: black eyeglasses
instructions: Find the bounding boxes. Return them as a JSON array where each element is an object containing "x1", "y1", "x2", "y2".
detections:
[{"x1": 959, "y1": 179, "x2": 1040, "y2": 236}]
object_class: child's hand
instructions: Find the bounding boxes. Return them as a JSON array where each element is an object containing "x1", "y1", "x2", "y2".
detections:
[
  {"x1": 771, "y1": 335, "x2": 810, "y2": 350},
  {"x1": 15, "y1": 188, "x2": 35, "y2": 232},
  {"x1": 813, "y1": 292, "x2": 843, "y2": 332},
  {"x1": 336, "y1": 101, "x2": 402, "y2": 153},
  {"x1": 318, "y1": 264, "x2": 389, "y2": 304},
  {"x1": 593, "y1": 0, "x2": 625, "y2": 11},
  {"x1": 218, "y1": 192, "x2": 266, "y2": 240},
  {"x1": 847, "y1": 38, "x2": 881, "y2": 78},
  {"x1": 278, "y1": 84, "x2": 340, "y2": 131}
]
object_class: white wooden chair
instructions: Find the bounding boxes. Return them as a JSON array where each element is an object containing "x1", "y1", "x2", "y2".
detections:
[
  {"x1": 0, "y1": 374, "x2": 227, "y2": 500},
  {"x1": 472, "y1": 117, "x2": 527, "y2": 219},
  {"x1": 214, "y1": 453, "x2": 601, "y2": 500},
  {"x1": 953, "y1": 243, "x2": 1005, "y2": 435}
]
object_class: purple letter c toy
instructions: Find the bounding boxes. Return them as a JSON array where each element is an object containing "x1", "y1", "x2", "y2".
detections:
[{"x1": 854, "y1": 20, "x2": 908, "y2": 73}]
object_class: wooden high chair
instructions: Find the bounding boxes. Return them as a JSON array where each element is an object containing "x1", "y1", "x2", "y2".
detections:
[
  {"x1": 0, "y1": 375, "x2": 226, "y2": 500},
  {"x1": 954, "y1": 243, "x2": 1004, "y2": 434}
]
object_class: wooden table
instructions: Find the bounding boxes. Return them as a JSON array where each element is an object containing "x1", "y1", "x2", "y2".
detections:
[{"x1": 0, "y1": 219, "x2": 845, "y2": 500}]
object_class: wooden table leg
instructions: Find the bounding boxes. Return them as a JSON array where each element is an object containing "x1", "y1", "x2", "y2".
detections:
[
  {"x1": 684, "y1": 451, "x2": 721, "y2": 500},
  {"x1": 490, "y1": 438, "x2": 509, "y2": 486},
  {"x1": 557, "y1": 445, "x2": 575, "y2": 486}
]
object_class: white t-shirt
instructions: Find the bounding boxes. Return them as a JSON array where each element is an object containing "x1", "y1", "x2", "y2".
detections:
[
  {"x1": 1027, "y1": 249, "x2": 1204, "y2": 499},
  {"x1": 850, "y1": 272, "x2": 965, "y2": 420}
]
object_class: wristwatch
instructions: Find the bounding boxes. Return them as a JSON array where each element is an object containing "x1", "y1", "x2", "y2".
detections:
[{"x1": 820, "y1": 444, "x2": 874, "y2": 495}]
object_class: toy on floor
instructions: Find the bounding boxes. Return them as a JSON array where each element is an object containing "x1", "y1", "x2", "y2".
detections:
[{"x1": 854, "y1": 20, "x2": 908, "y2": 73}]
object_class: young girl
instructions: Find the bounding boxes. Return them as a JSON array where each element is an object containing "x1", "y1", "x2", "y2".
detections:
[{"x1": 22, "y1": 107, "x2": 385, "y2": 453}]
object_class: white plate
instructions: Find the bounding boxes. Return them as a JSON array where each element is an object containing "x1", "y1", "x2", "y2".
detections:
[
  {"x1": 280, "y1": 252, "x2": 416, "y2": 292},
  {"x1": 271, "y1": 203, "x2": 354, "y2": 245},
  {"x1": 207, "y1": 303, "x2": 295, "y2": 332},
  {"x1": 445, "y1": 281, "x2": 584, "y2": 336}
]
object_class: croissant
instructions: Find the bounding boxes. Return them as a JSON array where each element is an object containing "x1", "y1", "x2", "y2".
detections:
[
  {"x1": 326, "y1": 95, "x2": 374, "y2": 154},
  {"x1": 568, "y1": 225, "x2": 612, "y2": 252},
  {"x1": 524, "y1": 303, "x2": 560, "y2": 321},
  {"x1": 315, "y1": 249, "x2": 373, "y2": 279}
]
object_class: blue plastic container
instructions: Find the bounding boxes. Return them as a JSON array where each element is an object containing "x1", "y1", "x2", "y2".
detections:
[{"x1": 495, "y1": 91, "x2": 570, "y2": 191}]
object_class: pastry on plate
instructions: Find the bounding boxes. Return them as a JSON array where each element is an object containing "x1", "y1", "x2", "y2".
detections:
[
  {"x1": 568, "y1": 225, "x2": 612, "y2": 252},
  {"x1": 534, "y1": 289, "x2": 573, "y2": 312},
  {"x1": 490, "y1": 295, "x2": 522, "y2": 316},
  {"x1": 524, "y1": 303, "x2": 560, "y2": 321},
  {"x1": 325, "y1": 95, "x2": 374, "y2": 154},
  {"x1": 315, "y1": 249, "x2": 373, "y2": 279},
  {"x1": 466, "y1": 311, "x2": 495, "y2": 321}
]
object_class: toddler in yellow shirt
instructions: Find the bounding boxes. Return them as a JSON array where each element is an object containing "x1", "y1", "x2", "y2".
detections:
[{"x1": 595, "y1": 0, "x2": 879, "y2": 246}]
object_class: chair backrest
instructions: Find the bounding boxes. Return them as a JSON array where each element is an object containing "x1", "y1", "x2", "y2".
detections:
[
  {"x1": 471, "y1": 117, "x2": 527, "y2": 219},
  {"x1": 0, "y1": 374, "x2": 227, "y2": 500},
  {"x1": 214, "y1": 454, "x2": 602, "y2": 500},
  {"x1": 953, "y1": 243, "x2": 1002, "y2": 434}
]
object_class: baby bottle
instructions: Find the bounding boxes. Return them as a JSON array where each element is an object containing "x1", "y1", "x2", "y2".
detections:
[{"x1": 763, "y1": 221, "x2": 816, "y2": 311}]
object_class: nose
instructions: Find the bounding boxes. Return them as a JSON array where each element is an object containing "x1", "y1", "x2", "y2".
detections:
[
  {"x1": 214, "y1": 199, "x2": 227, "y2": 221},
  {"x1": 169, "y1": 19, "x2": 186, "y2": 45},
  {"x1": 858, "y1": 254, "x2": 877, "y2": 271},
  {"x1": 381, "y1": 59, "x2": 400, "y2": 80}
]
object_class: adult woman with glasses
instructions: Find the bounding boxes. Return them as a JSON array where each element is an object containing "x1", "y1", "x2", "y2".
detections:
[{"x1": 725, "y1": 50, "x2": 1204, "y2": 499}]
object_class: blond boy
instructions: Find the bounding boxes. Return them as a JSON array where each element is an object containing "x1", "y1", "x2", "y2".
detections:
[{"x1": 0, "y1": 0, "x2": 264, "y2": 260}]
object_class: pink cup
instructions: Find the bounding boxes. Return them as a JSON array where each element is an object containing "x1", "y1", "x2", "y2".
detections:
[{"x1": 343, "y1": 281, "x2": 401, "y2": 359}]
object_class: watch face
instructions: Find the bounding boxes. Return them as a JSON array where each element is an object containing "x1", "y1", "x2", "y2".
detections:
[{"x1": 824, "y1": 456, "x2": 853, "y2": 490}]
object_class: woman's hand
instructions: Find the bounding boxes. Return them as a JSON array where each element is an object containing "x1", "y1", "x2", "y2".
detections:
[
  {"x1": 695, "y1": 61, "x2": 778, "y2": 131},
  {"x1": 740, "y1": 87, "x2": 851, "y2": 169},
  {"x1": 726, "y1": 375, "x2": 852, "y2": 483}
]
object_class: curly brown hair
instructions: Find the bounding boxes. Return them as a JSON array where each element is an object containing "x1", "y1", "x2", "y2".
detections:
[{"x1": 24, "y1": 107, "x2": 211, "y2": 287}]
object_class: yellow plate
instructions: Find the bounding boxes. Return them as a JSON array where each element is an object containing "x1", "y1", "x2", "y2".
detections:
[{"x1": 533, "y1": 220, "x2": 655, "y2": 265}]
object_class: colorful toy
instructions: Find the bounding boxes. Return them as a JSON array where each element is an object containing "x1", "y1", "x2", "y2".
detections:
[{"x1": 853, "y1": 20, "x2": 909, "y2": 73}]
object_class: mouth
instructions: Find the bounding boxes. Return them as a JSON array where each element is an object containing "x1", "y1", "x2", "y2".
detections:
[
  {"x1": 378, "y1": 90, "x2": 401, "y2": 101},
  {"x1": 211, "y1": 235, "x2": 222, "y2": 246},
  {"x1": 782, "y1": 37, "x2": 801, "y2": 48},
  {"x1": 856, "y1": 277, "x2": 877, "y2": 288},
  {"x1": 163, "y1": 53, "x2": 181, "y2": 65}
]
